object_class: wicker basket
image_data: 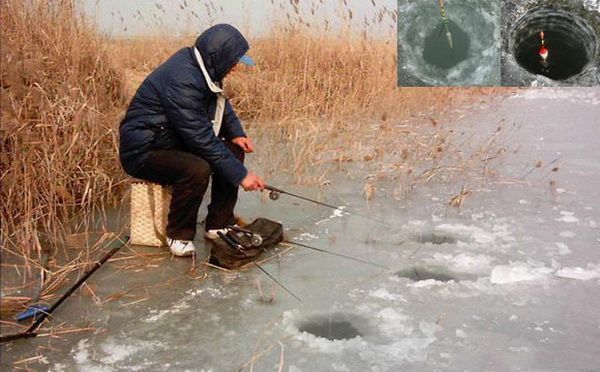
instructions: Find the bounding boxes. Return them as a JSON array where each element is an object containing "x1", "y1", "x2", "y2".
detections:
[{"x1": 130, "y1": 181, "x2": 172, "y2": 246}]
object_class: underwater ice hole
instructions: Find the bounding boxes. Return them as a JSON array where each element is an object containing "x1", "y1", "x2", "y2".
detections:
[
  {"x1": 297, "y1": 314, "x2": 363, "y2": 341},
  {"x1": 512, "y1": 8, "x2": 597, "y2": 80},
  {"x1": 396, "y1": 266, "x2": 459, "y2": 282},
  {"x1": 423, "y1": 19, "x2": 470, "y2": 69}
]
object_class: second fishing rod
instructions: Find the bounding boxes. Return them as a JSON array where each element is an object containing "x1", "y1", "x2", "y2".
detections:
[{"x1": 228, "y1": 225, "x2": 389, "y2": 270}]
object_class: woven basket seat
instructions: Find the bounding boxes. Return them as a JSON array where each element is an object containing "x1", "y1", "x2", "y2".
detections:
[{"x1": 130, "y1": 179, "x2": 172, "y2": 247}]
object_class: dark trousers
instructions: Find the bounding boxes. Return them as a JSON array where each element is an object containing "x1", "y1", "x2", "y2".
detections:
[{"x1": 133, "y1": 142, "x2": 244, "y2": 241}]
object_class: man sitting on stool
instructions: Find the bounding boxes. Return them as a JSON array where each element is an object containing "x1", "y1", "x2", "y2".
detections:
[{"x1": 119, "y1": 24, "x2": 265, "y2": 256}]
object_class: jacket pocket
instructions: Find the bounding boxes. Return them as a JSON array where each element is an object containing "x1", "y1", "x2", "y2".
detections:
[{"x1": 150, "y1": 124, "x2": 182, "y2": 150}]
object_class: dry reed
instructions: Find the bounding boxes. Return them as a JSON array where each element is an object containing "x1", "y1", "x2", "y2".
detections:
[{"x1": 1, "y1": 0, "x2": 127, "y2": 294}]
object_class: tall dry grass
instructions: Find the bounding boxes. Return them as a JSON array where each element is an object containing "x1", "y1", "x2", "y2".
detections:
[{"x1": 1, "y1": 0, "x2": 127, "y2": 281}]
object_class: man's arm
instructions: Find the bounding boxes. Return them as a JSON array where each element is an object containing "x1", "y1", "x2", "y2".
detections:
[{"x1": 162, "y1": 81, "x2": 248, "y2": 186}]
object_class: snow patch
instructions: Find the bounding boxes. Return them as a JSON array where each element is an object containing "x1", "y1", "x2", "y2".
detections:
[
  {"x1": 515, "y1": 89, "x2": 600, "y2": 105},
  {"x1": 315, "y1": 207, "x2": 346, "y2": 225},
  {"x1": 556, "y1": 265, "x2": 600, "y2": 280},
  {"x1": 559, "y1": 231, "x2": 576, "y2": 238},
  {"x1": 554, "y1": 242, "x2": 572, "y2": 255},
  {"x1": 491, "y1": 263, "x2": 553, "y2": 284},
  {"x1": 434, "y1": 224, "x2": 494, "y2": 245},
  {"x1": 99, "y1": 338, "x2": 142, "y2": 364},
  {"x1": 368, "y1": 288, "x2": 407, "y2": 302},
  {"x1": 72, "y1": 339, "x2": 90, "y2": 364},
  {"x1": 296, "y1": 232, "x2": 319, "y2": 241},
  {"x1": 556, "y1": 211, "x2": 579, "y2": 223},
  {"x1": 143, "y1": 287, "x2": 222, "y2": 323},
  {"x1": 429, "y1": 253, "x2": 494, "y2": 275}
]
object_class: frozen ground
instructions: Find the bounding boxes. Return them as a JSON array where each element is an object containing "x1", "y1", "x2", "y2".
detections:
[{"x1": 2, "y1": 88, "x2": 600, "y2": 370}]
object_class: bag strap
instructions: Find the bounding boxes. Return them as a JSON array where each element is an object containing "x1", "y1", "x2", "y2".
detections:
[{"x1": 147, "y1": 185, "x2": 167, "y2": 246}]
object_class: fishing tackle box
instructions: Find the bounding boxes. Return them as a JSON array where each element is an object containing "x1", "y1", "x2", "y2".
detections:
[{"x1": 210, "y1": 218, "x2": 283, "y2": 269}]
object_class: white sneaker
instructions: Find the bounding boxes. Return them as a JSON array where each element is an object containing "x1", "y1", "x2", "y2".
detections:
[
  {"x1": 204, "y1": 227, "x2": 232, "y2": 240},
  {"x1": 166, "y1": 238, "x2": 196, "y2": 257}
]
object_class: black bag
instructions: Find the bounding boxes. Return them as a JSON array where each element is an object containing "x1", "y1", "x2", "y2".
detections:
[{"x1": 209, "y1": 218, "x2": 283, "y2": 270}]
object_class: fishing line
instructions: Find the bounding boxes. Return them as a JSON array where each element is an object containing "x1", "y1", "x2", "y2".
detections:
[
  {"x1": 283, "y1": 240, "x2": 390, "y2": 270},
  {"x1": 437, "y1": 0, "x2": 453, "y2": 49},
  {"x1": 218, "y1": 231, "x2": 303, "y2": 304},
  {"x1": 265, "y1": 185, "x2": 391, "y2": 227}
]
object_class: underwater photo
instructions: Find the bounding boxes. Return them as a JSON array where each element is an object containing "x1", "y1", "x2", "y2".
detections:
[
  {"x1": 397, "y1": 0, "x2": 501, "y2": 86},
  {"x1": 501, "y1": 0, "x2": 600, "y2": 86}
]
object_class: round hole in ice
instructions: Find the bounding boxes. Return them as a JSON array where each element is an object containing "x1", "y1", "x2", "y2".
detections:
[
  {"x1": 395, "y1": 266, "x2": 457, "y2": 282},
  {"x1": 297, "y1": 313, "x2": 364, "y2": 341},
  {"x1": 422, "y1": 19, "x2": 470, "y2": 69},
  {"x1": 415, "y1": 231, "x2": 457, "y2": 245},
  {"x1": 511, "y1": 7, "x2": 597, "y2": 80}
]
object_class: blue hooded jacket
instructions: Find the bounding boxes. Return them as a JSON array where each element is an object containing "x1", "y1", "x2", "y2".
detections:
[{"x1": 119, "y1": 24, "x2": 249, "y2": 186}]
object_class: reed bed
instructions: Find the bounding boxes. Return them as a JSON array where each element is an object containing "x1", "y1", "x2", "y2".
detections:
[{"x1": 1, "y1": 0, "x2": 127, "y2": 313}]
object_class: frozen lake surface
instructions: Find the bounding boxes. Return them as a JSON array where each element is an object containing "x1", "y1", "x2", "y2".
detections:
[{"x1": 2, "y1": 88, "x2": 600, "y2": 370}]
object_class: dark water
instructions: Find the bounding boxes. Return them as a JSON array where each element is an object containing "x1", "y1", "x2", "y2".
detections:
[
  {"x1": 515, "y1": 30, "x2": 590, "y2": 80},
  {"x1": 423, "y1": 20, "x2": 470, "y2": 69},
  {"x1": 298, "y1": 317, "x2": 362, "y2": 341},
  {"x1": 395, "y1": 267, "x2": 456, "y2": 282}
]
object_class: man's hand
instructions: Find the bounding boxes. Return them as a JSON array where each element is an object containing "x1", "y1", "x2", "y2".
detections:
[
  {"x1": 240, "y1": 171, "x2": 265, "y2": 191},
  {"x1": 232, "y1": 136, "x2": 254, "y2": 153}
]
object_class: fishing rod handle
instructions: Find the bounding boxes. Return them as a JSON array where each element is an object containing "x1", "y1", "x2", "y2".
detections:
[
  {"x1": 265, "y1": 185, "x2": 283, "y2": 192},
  {"x1": 217, "y1": 231, "x2": 251, "y2": 258},
  {"x1": 228, "y1": 226, "x2": 264, "y2": 246}
]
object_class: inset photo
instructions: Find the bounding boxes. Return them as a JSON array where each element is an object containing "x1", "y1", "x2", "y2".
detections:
[
  {"x1": 397, "y1": 0, "x2": 501, "y2": 86},
  {"x1": 502, "y1": 0, "x2": 600, "y2": 86}
]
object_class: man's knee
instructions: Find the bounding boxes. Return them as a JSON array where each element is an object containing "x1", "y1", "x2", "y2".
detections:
[{"x1": 181, "y1": 162, "x2": 211, "y2": 189}]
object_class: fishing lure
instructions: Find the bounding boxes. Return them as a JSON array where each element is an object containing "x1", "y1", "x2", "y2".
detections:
[{"x1": 438, "y1": 0, "x2": 453, "y2": 49}]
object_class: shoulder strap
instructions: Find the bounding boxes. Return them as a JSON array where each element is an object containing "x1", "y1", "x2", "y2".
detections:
[{"x1": 193, "y1": 47, "x2": 226, "y2": 137}]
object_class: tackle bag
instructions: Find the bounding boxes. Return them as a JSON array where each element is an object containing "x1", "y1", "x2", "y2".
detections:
[{"x1": 209, "y1": 218, "x2": 283, "y2": 270}]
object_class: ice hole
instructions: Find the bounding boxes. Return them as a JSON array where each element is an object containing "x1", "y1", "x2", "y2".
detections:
[
  {"x1": 396, "y1": 266, "x2": 457, "y2": 282},
  {"x1": 423, "y1": 20, "x2": 470, "y2": 69},
  {"x1": 511, "y1": 8, "x2": 597, "y2": 80},
  {"x1": 297, "y1": 314, "x2": 363, "y2": 341},
  {"x1": 415, "y1": 231, "x2": 457, "y2": 245}
]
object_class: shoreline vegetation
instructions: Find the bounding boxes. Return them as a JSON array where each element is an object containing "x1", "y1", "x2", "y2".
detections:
[{"x1": 1, "y1": 0, "x2": 506, "y2": 319}]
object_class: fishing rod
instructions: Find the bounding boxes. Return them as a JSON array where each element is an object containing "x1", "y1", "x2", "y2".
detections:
[
  {"x1": 228, "y1": 226, "x2": 389, "y2": 270},
  {"x1": 438, "y1": 0, "x2": 453, "y2": 49},
  {"x1": 217, "y1": 231, "x2": 303, "y2": 304},
  {"x1": 0, "y1": 235, "x2": 130, "y2": 343},
  {"x1": 265, "y1": 185, "x2": 391, "y2": 227},
  {"x1": 284, "y1": 241, "x2": 390, "y2": 270}
]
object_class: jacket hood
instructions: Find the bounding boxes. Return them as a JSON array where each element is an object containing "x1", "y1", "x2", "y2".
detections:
[{"x1": 194, "y1": 24, "x2": 249, "y2": 82}]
